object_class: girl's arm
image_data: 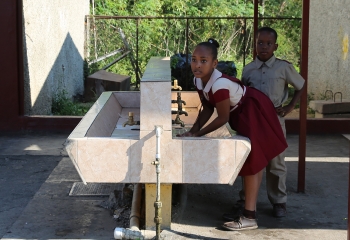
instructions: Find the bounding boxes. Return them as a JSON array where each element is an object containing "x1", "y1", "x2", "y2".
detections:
[
  {"x1": 189, "y1": 102, "x2": 214, "y2": 134},
  {"x1": 192, "y1": 98, "x2": 230, "y2": 137}
]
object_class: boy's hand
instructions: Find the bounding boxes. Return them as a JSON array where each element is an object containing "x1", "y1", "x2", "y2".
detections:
[{"x1": 276, "y1": 105, "x2": 294, "y2": 117}]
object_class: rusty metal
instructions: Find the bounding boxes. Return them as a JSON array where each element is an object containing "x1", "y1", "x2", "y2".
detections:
[
  {"x1": 348, "y1": 140, "x2": 350, "y2": 240},
  {"x1": 90, "y1": 16, "x2": 299, "y2": 20},
  {"x1": 297, "y1": 0, "x2": 310, "y2": 193},
  {"x1": 136, "y1": 18, "x2": 140, "y2": 88},
  {"x1": 334, "y1": 92, "x2": 342, "y2": 102},
  {"x1": 185, "y1": 18, "x2": 189, "y2": 91},
  {"x1": 253, "y1": 0, "x2": 259, "y2": 59},
  {"x1": 102, "y1": 51, "x2": 130, "y2": 70},
  {"x1": 243, "y1": 18, "x2": 247, "y2": 66}
]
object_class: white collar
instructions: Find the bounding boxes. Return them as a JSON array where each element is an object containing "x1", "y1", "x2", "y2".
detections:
[{"x1": 194, "y1": 69, "x2": 222, "y2": 93}]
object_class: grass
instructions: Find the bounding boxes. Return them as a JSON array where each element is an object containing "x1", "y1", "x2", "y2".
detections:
[{"x1": 52, "y1": 90, "x2": 94, "y2": 116}]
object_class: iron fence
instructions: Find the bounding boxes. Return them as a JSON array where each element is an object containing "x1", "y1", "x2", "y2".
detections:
[{"x1": 85, "y1": 16, "x2": 301, "y2": 89}]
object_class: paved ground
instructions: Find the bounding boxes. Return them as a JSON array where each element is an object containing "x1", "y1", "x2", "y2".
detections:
[{"x1": 0, "y1": 131, "x2": 348, "y2": 240}]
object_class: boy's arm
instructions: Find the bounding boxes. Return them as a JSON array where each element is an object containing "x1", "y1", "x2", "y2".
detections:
[
  {"x1": 277, "y1": 84, "x2": 305, "y2": 117},
  {"x1": 278, "y1": 64, "x2": 305, "y2": 117}
]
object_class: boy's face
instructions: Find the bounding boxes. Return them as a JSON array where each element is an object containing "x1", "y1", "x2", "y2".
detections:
[
  {"x1": 256, "y1": 31, "x2": 278, "y2": 62},
  {"x1": 191, "y1": 45, "x2": 218, "y2": 83}
]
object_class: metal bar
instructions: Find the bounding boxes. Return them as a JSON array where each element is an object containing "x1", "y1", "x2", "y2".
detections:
[
  {"x1": 136, "y1": 18, "x2": 140, "y2": 88},
  {"x1": 87, "y1": 16, "x2": 300, "y2": 20},
  {"x1": 297, "y1": 0, "x2": 310, "y2": 193},
  {"x1": 101, "y1": 51, "x2": 130, "y2": 70},
  {"x1": 348, "y1": 140, "x2": 350, "y2": 240},
  {"x1": 243, "y1": 18, "x2": 247, "y2": 67},
  {"x1": 17, "y1": 0, "x2": 24, "y2": 116},
  {"x1": 253, "y1": 0, "x2": 259, "y2": 59},
  {"x1": 88, "y1": 48, "x2": 124, "y2": 65},
  {"x1": 185, "y1": 18, "x2": 189, "y2": 90}
]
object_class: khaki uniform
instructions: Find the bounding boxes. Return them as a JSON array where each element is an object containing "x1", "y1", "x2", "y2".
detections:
[{"x1": 241, "y1": 55, "x2": 305, "y2": 204}]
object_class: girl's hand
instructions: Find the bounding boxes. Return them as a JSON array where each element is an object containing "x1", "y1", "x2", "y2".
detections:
[{"x1": 176, "y1": 131, "x2": 194, "y2": 137}]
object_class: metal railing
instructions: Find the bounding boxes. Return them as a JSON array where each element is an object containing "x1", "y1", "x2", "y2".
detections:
[{"x1": 85, "y1": 16, "x2": 301, "y2": 88}]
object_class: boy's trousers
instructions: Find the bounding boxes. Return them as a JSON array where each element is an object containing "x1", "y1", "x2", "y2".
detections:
[{"x1": 266, "y1": 115, "x2": 287, "y2": 204}]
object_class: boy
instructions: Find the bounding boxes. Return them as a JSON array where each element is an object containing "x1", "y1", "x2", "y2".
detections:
[{"x1": 241, "y1": 26, "x2": 305, "y2": 217}]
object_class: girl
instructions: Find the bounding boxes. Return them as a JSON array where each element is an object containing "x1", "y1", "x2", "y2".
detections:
[{"x1": 179, "y1": 39, "x2": 287, "y2": 230}]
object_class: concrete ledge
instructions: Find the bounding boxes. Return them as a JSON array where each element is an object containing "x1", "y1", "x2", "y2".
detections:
[
  {"x1": 309, "y1": 100, "x2": 350, "y2": 114},
  {"x1": 315, "y1": 112, "x2": 350, "y2": 118}
]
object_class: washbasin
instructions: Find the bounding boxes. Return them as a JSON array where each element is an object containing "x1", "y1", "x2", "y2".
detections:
[
  {"x1": 64, "y1": 57, "x2": 252, "y2": 231},
  {"x1": 65, "y1": 57, "x2": 250, "y2": 186}
]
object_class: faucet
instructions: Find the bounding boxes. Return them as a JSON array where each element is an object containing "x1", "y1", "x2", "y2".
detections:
[
  {"x1": 171, "y1": 79, "x2": 182, "y2": 91},
  {"x1": 171, "y1": 83, "x2": 187, "y2": 127},
  {"x1": 172, "y1": 114, "x2": 185, "y2": 127},
  {"x1": 122, "y1": 112, "x2": 140, "y2": 127},
  {"x1": 171, "y1": 92, "x2": 188, "y2": 116}
]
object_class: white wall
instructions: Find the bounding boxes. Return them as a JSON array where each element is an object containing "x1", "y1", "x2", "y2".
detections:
[
  {"x1": 23, "y1": 0, "x2": 89, "y2": 115},
  {"x1": 308, "y1": 0, "x2": 350, "y2": 100}
]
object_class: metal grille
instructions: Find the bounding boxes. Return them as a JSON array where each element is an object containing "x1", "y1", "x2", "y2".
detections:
[{"x1": 69, "y1": 182, "x2": 119, "y2": 196}]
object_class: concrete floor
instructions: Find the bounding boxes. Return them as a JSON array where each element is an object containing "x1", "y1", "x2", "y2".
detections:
[{"x1": 0, "y1": 131, "x2": 348, "y2": 240}]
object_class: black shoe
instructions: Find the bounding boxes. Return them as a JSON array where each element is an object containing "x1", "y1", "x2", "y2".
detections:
[{"x1": 273, "y1": 203, "x2": 287, "y2": 218}]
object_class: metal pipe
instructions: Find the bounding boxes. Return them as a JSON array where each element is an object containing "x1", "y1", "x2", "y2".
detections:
[
  {"x1": 298, "y1": 0, "x2": 310, "y2": 193},
  {"x1": 129, "y1": 184, "x2": 142, "y2": 231},
  {"x1": 253, "y1": 0, "x2": 259, "y2": 60},
  {"x1": 114, "y1": 183, "x2": 155, "y2": 239},
  {"x1": 153, "y1": 126, "x2": 163, "y2": 240},
  {"x1": 88, "y1": 16, "x2": 300, "y2": 20}
]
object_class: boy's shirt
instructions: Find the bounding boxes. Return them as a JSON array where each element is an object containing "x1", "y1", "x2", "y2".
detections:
[{"x1": 241, "y1": 55, "x2": 304, "y2": 107}]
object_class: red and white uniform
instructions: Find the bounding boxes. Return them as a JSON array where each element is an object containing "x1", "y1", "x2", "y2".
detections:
[{"x1": 194, "y1": 69, "x2": 287, "y2": 176}]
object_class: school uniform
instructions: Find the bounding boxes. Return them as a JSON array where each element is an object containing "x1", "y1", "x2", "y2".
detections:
[
  {"x1": 242, "y1": 55, "x2": 305, "y2": 204},
  {"x1": 194, "y1": 69, "x2": 287, "y2": 176}
]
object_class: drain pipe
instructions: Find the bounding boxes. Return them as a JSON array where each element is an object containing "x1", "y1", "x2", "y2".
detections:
[
  {"x1": 130, "y1": 183, "x2": 142, "y2": 231},
  {"x1": 152, "y1": 125, "x2": 163, "y2": 240},
  {"x1": 114, "y1": 183, "x2": 154, "y2": 239}
]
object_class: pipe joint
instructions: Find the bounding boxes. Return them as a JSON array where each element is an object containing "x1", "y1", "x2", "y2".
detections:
[{"x1": 154, "y1": 201, "x2": 162, "y2": 208}]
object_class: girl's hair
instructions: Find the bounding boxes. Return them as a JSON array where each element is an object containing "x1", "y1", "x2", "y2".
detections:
[{"x1": 197, "y1": 38, "x2": 220, "y2": 59}]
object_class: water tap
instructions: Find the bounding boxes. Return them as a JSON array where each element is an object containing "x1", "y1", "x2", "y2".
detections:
[
  {"x1": 171, "y1": 92, "x2": 188, "y2": 116},
  {"x1": 172, "y1": 114, "x2": 185, "y2": 127},
  {"x1": 171, "y1": 79, "x2": 182, "y2": 91},
  {"x1": 122, "y1": 112, "x2": 140, "y2": 127}
]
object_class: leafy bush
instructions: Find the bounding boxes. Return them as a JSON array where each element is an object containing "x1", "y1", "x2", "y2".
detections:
[{"x1": 52, "y1": 90, "x2": 93, "y2": 116}]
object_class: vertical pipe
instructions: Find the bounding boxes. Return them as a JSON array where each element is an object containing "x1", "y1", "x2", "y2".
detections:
[
  {"x1": 253, "y1": 0, "x2": 259, "y2": 60},
  {"x1": 185, "y1": 19, "x2": 189, "y2": 90},
  {"x1": 17, "y1": 0, "x2": 24, "y2": 116},
  {"x1": 154, "y1": 126, "x2": 163, "y2": 240},
  {"x1": 298, "y1": 0, "x2": 309, "y2": 193},
  {"x1": 136, "y1": 18, "x2": 140, "y2": 88},
  {"x1": 348, "y1": 140, "x2": 350, "y2": 240},
  {"x1": 243, "y1": 18, "x2": 247, "y2": 67},
  {"x1": 129, "y1": 184, "x2": 142, "y2": 231}
]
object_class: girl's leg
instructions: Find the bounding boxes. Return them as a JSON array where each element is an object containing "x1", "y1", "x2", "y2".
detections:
[
  {"x1": 244, "y1": 169, "x2": 264, "y2": 212},
  {"x1": 222, "y1": 170, "x2": 263, "y2": 231}
]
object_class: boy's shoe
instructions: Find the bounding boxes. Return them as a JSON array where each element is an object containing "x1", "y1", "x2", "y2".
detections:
[
  {"x1": 222, "y1": 215, "x2": 258, "y2": 231},
  {"x1": 273, "y1": 203, "x2": 287, "y2": 218}
]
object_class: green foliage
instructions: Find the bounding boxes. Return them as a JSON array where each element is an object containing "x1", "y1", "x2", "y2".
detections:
[
  {"x1": 52, "y1": 90, "x2": 93, "y2": 116},
  {"x1": 87, "y1": 0, "x2": 303, "y2": 88}
]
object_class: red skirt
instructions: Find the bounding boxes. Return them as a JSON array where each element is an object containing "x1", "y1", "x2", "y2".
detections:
[{"x1": 229, "y1": 87, "x2": 288, "y2": 176}]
